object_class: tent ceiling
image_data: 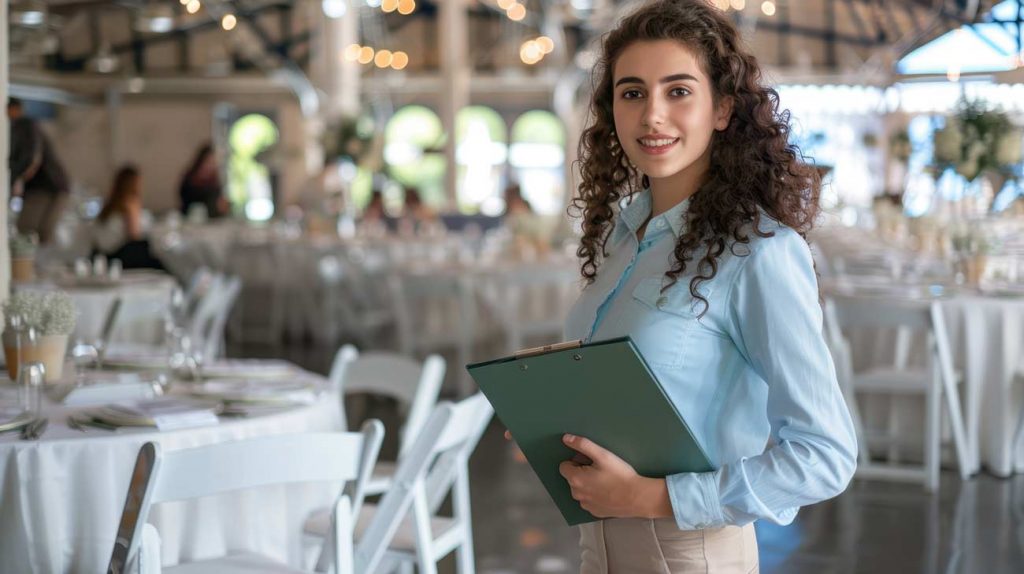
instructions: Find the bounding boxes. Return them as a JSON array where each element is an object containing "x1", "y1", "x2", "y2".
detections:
[{"x1": 6, "y1": 0, "x2": 1017, "y2": 79}]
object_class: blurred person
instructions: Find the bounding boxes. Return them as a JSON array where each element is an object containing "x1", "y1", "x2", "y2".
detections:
[
  {"x1": 503, "y1": 182, "x2": 535, "y2": 216},
  {"x1": 94, "y1": 165, "x2": 164, "y2": 270},
  {"x1": 397, "y1": 186, "x2": 439, "y2": 236},
  {"x1": 7, "y1": 98, "x2": 70, "y2": 244},
  {"x1": 179, "y1": 143, "x2": 228, "y2": 219}
]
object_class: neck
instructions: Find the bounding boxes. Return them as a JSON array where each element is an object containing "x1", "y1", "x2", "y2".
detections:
[{"x1": 647, "y1": 149, "x2": 711, "y2": 217}]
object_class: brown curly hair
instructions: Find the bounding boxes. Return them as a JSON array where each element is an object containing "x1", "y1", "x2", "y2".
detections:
[{"x1": 571, "y1": 0, "x2": 820, "y2": 314}]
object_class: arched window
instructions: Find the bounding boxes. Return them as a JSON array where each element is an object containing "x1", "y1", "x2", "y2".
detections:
[
  {"x1": 509, "y1": 110, "x2": 565, "y2": 215},
  {"x1": 228, "y1": 113, "x2": 279, "y2": 221},
  {"x1": 456, "y1": 106, "x2": 508, "y2": 214},
  {"x1": 384, "y1": 105, "x2": 446, "y2": 207}
]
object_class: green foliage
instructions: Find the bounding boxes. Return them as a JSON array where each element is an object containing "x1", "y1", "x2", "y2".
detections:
[{"x1": 933, "y1": 98, "x2": 1023, "y2": 181}]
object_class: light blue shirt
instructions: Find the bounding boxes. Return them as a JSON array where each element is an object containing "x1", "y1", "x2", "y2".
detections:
[{"x1": 565, "y1": 190, "x2": 857, "y2": 530}]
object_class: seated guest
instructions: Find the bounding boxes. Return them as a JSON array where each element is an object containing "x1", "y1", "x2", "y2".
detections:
[
  {"x1": 179, "y1": 143, "x2": 228, "y2": 219},
  {"x1": 94, "y1": 166, "x2": 164, "y2": 270},
  {"x1": 396, "y1": 186, "x2": 439, "y2": 236}
]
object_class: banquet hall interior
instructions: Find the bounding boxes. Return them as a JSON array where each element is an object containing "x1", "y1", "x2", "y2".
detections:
[{"x1": 2, "y1": 0, "x2": 1024, "y2": 572}]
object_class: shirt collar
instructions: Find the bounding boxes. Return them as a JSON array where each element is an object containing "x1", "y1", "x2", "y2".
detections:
[{"x1": 611, "y1": 189, "x2": 691, "y2": 243}]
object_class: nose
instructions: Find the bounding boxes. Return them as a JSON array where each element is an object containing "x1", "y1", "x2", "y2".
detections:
[{"x1": 641, "y1": 94, "x2": 666, "y2": 128}]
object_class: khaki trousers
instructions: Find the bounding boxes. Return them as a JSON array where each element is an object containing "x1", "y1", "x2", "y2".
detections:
[{"x1": 579, "y1": 518, "x2": 759, "y2": 574}]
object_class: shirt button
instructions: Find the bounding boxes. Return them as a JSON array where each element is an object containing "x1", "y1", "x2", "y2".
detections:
[
  {"x1": 656, "y1": 219, "x2": 667, "y2": 229},
  {"x1": 656, "y1": 296, "x2": 668, "y2": 309}
]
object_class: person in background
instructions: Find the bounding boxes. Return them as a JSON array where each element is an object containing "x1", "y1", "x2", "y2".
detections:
[
  {"x1": 179, "y1": 143, "x2": 228, "y2": 219},
  {"x1": 397, "y1": 186, "x2": 439, "y2": 235},
  {"x1": 7, "y1": 98, "x2": 70, "y2": 244},
  {"x1": 94, "y1": 166, "x2": 163, "y2": 270},
  {"x1": 361, "y1": 190, "x2": 386, "y2": 223},
  {"x1": 503, "y1": 183, "x2": 535, "y2": 216}
]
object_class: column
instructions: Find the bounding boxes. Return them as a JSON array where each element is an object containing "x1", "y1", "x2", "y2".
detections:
[
  {"x1": 439, "y1": 0, "x2": 469, "y2": 211},
  {"x1": 2, "y1": 0, "x2": 11, "y2": 296}
]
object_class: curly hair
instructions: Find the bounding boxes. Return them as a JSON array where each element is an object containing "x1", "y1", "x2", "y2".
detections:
[{"x1": 571, "y1": 0, "x2": 820, "y2": 314}]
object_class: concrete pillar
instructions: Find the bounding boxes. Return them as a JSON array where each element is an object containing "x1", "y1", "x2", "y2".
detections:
[
  {"x1": 308, "y1": 0, "x2": 361, "y2": 174},
  {"x1": 439, "y1": 0, "x2": 470, "y2": 210},
  {"x1": 2, "y1": 0, "x2": 11, "y2": 297}
]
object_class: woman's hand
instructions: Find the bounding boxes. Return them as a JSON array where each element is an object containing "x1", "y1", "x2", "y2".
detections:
[{"x1": 558, "y1": 433, "x2": 674, "y2": 519}]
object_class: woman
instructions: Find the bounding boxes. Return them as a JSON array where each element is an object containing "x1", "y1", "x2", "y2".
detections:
[
  {"x1": 549, "y1": 1, "x2": 857, "y2": 571},
  {"x1": 95, "y1": 166, "x2": 163, "y2": 269},
  {"x1": 179, "y1": 143, "x2": 228, "y2": 218}
]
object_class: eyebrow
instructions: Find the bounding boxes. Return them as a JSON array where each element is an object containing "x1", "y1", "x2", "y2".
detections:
[{"x1": 614, "y1": 73, "x2": 699, "y2": 87}]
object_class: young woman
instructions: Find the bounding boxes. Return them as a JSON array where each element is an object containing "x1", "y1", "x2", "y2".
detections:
[
  {"x1": 556, "y1": 1, "x2": 857, "y2": 571},
  {"x1": 179, "y1": 143, "x2": 228, "y2": 218},
  {"x1": 95, "y1": 166, "x2": 163, "y2": 269}
]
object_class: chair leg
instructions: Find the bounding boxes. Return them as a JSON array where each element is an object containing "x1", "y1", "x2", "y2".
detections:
[
  {"x1": 887, "y1": 397, "x2": 902, "y2": 464},
  {"x1": 925, "y1": 372, "x2": 942, "y2": 492},
  {"x1": 454, "y1": 534, "x2": 476, "y2": 574}
]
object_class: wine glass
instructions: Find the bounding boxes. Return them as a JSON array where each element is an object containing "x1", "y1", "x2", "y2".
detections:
[{"x1": 70, "y1": 339, "x2": 100, "y2": 386}]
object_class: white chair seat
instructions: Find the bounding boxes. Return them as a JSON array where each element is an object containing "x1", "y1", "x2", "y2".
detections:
[
  {"x1": 305, "y1": 503, "x2": 459, "y2": 553},
  {"x1": 164, "y1": 551, "x2": 310, "y2": 574},
  {"x1": 853, "y1": 368, "x2": 962, "y2": 393},
  {"x1": 364, "y1": 461, "x2": 396, "y2": 495}
]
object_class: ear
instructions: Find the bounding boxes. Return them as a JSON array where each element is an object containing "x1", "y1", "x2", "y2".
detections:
[{"x1": 714, "y1": 96, "x2": 734, "y2": 131}]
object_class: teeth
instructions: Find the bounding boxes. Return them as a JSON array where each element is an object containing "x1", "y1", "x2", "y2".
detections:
[{"x1": 640, "y1": 138, "x2": 676, "y2": 147}]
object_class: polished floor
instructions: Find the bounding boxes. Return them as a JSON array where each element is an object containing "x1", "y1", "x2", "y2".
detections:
[{"x1": 241, "y1": 342, "x2": 1024, "y2": 574}]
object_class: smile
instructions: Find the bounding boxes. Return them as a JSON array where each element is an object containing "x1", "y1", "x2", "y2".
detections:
[{"x1": 637, "y1": 137, "x2": 680, "y2": 154}]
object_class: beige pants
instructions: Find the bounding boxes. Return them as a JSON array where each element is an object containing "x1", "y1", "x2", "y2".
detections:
[{"x1": 579, "y1": 518, "x2": 759, "y2": 574}]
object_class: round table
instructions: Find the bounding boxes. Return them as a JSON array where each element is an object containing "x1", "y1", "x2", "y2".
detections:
[
  {"x1": 16, "y1": 270, "x2": 178, "y2": 346},
  {"x1": 0, "y1": 382, "x2": 343, "y2": 573}
]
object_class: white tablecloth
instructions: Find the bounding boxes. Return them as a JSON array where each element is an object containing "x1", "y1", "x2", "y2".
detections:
[
  {"x1": 0, "y1": 387, "x2": 343, "y2": 573},
  {"x1": 17, "y1": 270, "x2": 178, "y2": 346}
]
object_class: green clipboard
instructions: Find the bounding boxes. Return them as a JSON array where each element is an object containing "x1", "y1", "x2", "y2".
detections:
[{"x1": 466, "y1": 336, "x2": 713, "y2": 526}]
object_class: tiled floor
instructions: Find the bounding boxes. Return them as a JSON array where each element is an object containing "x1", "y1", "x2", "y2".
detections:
[{"x1": 240, "y1": 342, "x2": 1024, "y2": 573}]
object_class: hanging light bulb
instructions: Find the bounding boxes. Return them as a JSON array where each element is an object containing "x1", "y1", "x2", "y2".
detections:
[
  {"x1": 761, "y1": 1, "x2": 775, "y2": 16},
  {"x1": 536, "y1": 36, "x2": 554, "y2": 54},
  {"x1": 391, "y1": 51, "x2": 409, "y2": 70},
  {"x1": 520, "y1": 40, "x2": 542, "y2": 65},
  {"x1": 497, "y1": 0, "x2": 515, "y2": 9},
  {"x1": 186, "y1": 0, "x2": 201, "y2": 15},
  {"x1": 344, "y1": 44, "x2": 362, "y2": 62},
  {"x1": 397, "y1": 0, "x2": 415, "y2": 15},
  {"x1": 357, "y1": 46, "x2": 375, "y2": 64},
  {"x1": 221, "y1": 14, "x2": 237, "y2": 30},
  {"x1": 374, "y1": 49, "x2": 394, "y2": 68},
  {"x1": 507, "y1": 3, "x2": 526, "y2": 21},
  {"x1": 381, "y1": 0, "x2": 399, "y2": 12},
  {"x1": 730, "y1": 0, "x2": 745, "y2": 10}
]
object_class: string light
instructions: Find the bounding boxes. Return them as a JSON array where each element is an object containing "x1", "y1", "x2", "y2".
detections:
[
  {"x1": 397, "y1": 0, "x2": 415, "y2": 14},
  {"x1": 179, "y1": 0, "x2": 189, "y2": 5},
  {"x1": 221, "y1": 14, "x2": 237, "y2": 30},
  {"x1": 520, "y1": 40, "x2": 542, "y2": 65},
  {"x1": 761, "y1": 1, "x2": 775, "y2": 16},
  {"x1": 344, "y1": 44, "x2": 362, "y2": 62},
  {"x1": 382, "y1": 0, "x2": 399, "y2": 12},
  {"x1": 947, "y1": 63, "x2": 961, "y2": 82},
  {"x1": 391, "y1": 51, "x2": 409, "y2": 70},
  {"x1": 357, "y1": 46, "x2": 375, "y2": 64},
  {"x1": 712, "y1": 0, "x2": 729, "y2": 10},
  {"x1": 374, "y1": 49, "x2": 394, "y2": 68},
  {"x1": 186, "y1": 0, "x2": 201, "y2": 14},
  {"x1": 507, "y1": 3, "x2": 526, "y2": 21},
  {"x1": 730, "y1": 0, "x2": 745, "y2": 10},
  {"x1": 536, "y1": 36, "x2": 554, "y2": 54},
  {"x1": 497, "y1": 0, "x2": 515, "y2": 9}
]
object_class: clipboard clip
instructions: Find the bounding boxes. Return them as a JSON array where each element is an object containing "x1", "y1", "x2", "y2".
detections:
[{"x1": 514, "y1": 340, "x2": 583, "y2": 359}]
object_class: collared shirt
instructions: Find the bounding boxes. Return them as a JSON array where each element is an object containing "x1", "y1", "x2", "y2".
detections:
[{"x1": 565, "y1": 189, "x2": 857, "y2": 530}]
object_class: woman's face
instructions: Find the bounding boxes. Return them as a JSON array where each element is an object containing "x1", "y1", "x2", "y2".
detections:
[{"x1": 612, "y1": 40, "x2": 731, "y2": 190}]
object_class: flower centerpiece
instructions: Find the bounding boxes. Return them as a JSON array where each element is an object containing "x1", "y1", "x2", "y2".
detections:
[
  {"x1": 9, "y1": 233, "x2": 38, "y2": 283},
  {"x1": 2, "y1": 291, "x2": 78, "y2": 381},
  {"x1": 932, "y1": 99, "x2": 1024, "y2": 209}
]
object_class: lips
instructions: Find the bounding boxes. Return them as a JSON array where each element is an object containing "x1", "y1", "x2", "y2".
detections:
[{"x1": 637, "y1": 136, "x2": 680, "y2": 155}]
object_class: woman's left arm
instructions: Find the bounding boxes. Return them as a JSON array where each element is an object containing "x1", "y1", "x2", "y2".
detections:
[{"x1": 662, "y1": 229, "x2": 858, "y2": 529}]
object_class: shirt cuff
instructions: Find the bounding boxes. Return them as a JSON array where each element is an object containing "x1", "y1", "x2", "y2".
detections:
[{"x1": 665, "y1": 470, "x2": 726, "y2": 530}]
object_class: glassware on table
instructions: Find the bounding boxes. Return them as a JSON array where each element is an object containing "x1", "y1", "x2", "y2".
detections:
[
  {"x1": 70, "y1": 339, "x2": 100, "y2": 385},
  {"x1": 109, "y1": 259, "x2": 123, "y2": 281},
  {"x1": 18, "y1": 362, "x2": 45, "y2": 416},
  {"x1": 92, "y1": 254, "x2": 108, "y2": 277},
  {"x1": 73, "y1": 258, "x2": 90, "y2": 278}
]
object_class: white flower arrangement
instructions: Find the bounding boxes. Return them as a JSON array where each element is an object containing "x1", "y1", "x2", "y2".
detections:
[
  {"x1": 933, "y1": 99, "x2": 1023, "y2": 182},
  {"x1": 2, "y1": 291, "x2": 78, "y2": 336}
]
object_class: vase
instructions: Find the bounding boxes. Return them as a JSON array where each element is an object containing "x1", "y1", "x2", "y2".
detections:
[
  {"x1": 11, "y1": 257, "x2": 35, "y2": 283},
  {"x1": 2, "y1": 332, "x2": 68, "y2": 382}
]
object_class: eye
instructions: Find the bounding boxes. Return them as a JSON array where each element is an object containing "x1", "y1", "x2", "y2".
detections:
[
  {"x1": 669, "y1": 86, "x2": 691, "y2": 97},
  {"x1": 620, "y1": 89, "x2": 643, "y2": 100}
]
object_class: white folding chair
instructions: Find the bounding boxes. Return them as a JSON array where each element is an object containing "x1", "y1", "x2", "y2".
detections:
[
  {"x1": 328, "y1": 345, "x2": 446, "y2": 496},
  {"x1": 389, "y1": 272, "x2": 477, "y2": 396},
  {"x1": 107, "y1": 422, "x2": 384, "y2": 574},
  {"x1": 188, "y1": 274, "x2": 242, "y2": 360},
  {"x1": 824, "y1": 295, "x2": 971, "y2": 491},
  {"x1": 478, "y1": 265, "x2": 581, "y2": 354},
  {"x1": 307, "y1": 393, "x2": 494, "y2": 574}
]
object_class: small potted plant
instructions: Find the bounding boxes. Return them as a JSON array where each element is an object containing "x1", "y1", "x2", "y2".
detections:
[
  {"x1": 9, "y1": 233, "x2": 38, "y2": 283},
  {"x1": 2, "y1": 291, "x2": 78, "y2": 381}
]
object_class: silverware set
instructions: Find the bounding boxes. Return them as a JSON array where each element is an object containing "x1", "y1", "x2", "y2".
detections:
[
  {"x1": 66, "y1": 415, "x2": 118, "y2": 432},
  {"x1": 19, "y1": 417, "x2": 48, "y2": 440}
]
